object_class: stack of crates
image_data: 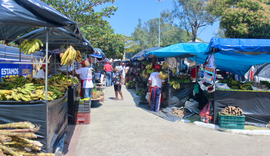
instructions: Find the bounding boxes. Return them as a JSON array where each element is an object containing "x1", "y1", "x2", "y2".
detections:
[
  {"x1": 219, "y1": 113, "x2": 245, "y2": 129},
  {"x1": 74, "y1": 98, "x2": 91, "y2": 124}
]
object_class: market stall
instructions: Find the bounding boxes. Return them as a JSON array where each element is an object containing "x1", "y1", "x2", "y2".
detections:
[
  {"x1": 143, "y1": 42, "x2": 209, "y2": 108},
  {"x1": 204, "y1": 38, "x2": 270, "y2": 126},
  {"x1": 0, "y1": 0, "x2": 93, "y2": 153}
]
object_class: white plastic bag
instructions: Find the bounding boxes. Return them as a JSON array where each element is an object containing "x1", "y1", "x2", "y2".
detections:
[{"x1": 145, "y1": 92, "x2": 150, "y2": 102}]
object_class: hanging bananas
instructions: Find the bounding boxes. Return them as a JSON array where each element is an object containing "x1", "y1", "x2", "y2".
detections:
[
  {"x1": 159, "y1": 71, "x2": 168, "y2": 80},
  {"x1": 61, "y1": 45, "x2": 77, "y2": 65},
  {"x1": 145, "y1": 63, "x2": 153, "y2": 70},
  {"x1": 75, "y1": 50, "x2": 83, "y2": 62},
  {"x1": 142, "y1": 70, "x2": 148, "y2": 78},
  {"x1": 162, "y1": 62, "x2": 168, "y2": 70},
  {"x1": 19, "y1": 39, "x2": 43, "y2": 55}
]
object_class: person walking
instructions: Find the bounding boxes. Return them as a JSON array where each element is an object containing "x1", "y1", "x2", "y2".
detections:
[
  {"x1": 120, "y1": 62, "x2": 127, "y2": 84},
  {"x1": 148, "y1": 64, "x2": 165, "y2": 112},
  {"x1": 112, "y1": 67, "x2": 124, "y2": 100},
  {"x1": 73, "y1": 60, "x2": 94, "y2": 105},
  {"x1": 104, "y1": 61, "x2": 113, "y2": 86}
]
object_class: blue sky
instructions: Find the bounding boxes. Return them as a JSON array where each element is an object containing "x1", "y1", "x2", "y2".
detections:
[{"x1": 96, "y1": 0, "x2": 219, "y2": 42}]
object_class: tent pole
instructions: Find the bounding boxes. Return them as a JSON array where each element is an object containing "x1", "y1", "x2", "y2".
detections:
[
  {"x1": 45, "y1": 28, "x2": 49, "y2": 101},
  {"x1": 167, "y1": 58, "x2": 170, "y2": 107},
  {"x1": 195, "y1": 55, "x2": 197, "y2": 82},
  {"x1": 19, "y1": 50, "x2": 21, "y2": 75}
]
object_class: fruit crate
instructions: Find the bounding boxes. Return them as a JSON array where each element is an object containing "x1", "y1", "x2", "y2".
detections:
[
  {"x1": 74, "y1": 112, "x2": 90, "y2": 124},
  {"x1": 219, "y1": 113, "x2": 245, "y2": 129},
  {"x1": 74, "y1": 100, "x2": 90, "y2": 112}
]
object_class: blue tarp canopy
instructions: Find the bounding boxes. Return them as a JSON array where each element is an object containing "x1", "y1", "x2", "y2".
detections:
[
  {"x1": 207, "y1": 38, "x2": 270, "y2": 55},
  {"x1": 195, "y1": 38, "x2": 270, "y2": 76},
  {"x1": 90, "y1": 48, "x2": 106, "y2": 60},
  {"x1": 144, "y1": 42, "x2": 209, "y2": 58},
  {"x1": 0, "y1": 0, "x2": 78, "y2": 41},
  {"x1": 131, "y1": 47, "x2": 162, "y2": 62},
  {"x1": 13, "y1": 27, "x2": 94, "y2": 53}
]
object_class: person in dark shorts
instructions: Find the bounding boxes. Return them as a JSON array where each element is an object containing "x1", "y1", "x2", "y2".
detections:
[{"x1": 113, "y1": 67, "x2": 124, "y2": 100}]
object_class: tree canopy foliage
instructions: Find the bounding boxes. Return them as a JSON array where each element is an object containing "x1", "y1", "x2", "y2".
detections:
[
  {"x1": 41, "y1": 0, "x2": 128, "y2": 59},
  {"x1": 131, "y1": 10, "x2": 191, "y2": 53},
  {"x1": 173, "y1": 0, "x2": 217, "y2": 42},
  {"x1": 207, "y1": 0, "x2": 270, "y2": 38}
]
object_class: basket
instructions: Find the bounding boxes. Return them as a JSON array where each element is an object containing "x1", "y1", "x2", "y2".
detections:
[{"x1": 219, "y1": 113, "x2": 245, "y2": 129}]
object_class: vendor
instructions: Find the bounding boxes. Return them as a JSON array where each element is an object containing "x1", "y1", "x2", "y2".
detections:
[
  {"x1": 33, "y1": 64, "x2": 50, "y2": 78},
  {"x1": 148, "y1": 64, "x2": 165, "y2": 112},
  {"x1": 72, "y1": 60, "x2": 94, "y2": 101},
  {"x1": 147, "y1": 57, "x2": 158, "y2": 78}
]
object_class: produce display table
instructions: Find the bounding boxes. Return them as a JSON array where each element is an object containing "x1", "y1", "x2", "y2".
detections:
[
  {"x1": 163, "y1": 82, "x2": 196, "y2": 108},
  {"x1": 213, "y1": 90, "x2": 270, "y2": 125},
  {"x1": 0, "y1": 92, "x2": 68, "y2": 152}
]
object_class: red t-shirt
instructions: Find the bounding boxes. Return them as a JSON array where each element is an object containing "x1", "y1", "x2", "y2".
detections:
[{"x1": 104, "y1": 64, "x2": 112, "y2": 72}]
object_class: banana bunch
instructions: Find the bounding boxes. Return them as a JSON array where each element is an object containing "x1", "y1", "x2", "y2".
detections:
[
  {"x1": 19, "y1": 39, "x2": 43, "y2": 55},
  {"x1": 61, "y1": 45, "x2": 77, "y2": 65},
  {"x1": 145, "y1": 63, "x2": 153, "y2": 70},
  {"x1": 172, "y1": 68, "x2": 177, "y2": 75},
  {"x1": 159, "y1": 71, "x2": 168, "y2": 80},
  {"x1": 147, "y1": 68, "x2": 155, "y2": 74},
  {"x1": 170, "y1": 81, "x2": 181, "y2": 89},
  {"x1": 142, "y1": 70, "x2": 148, "y2": 78},
  {"x1": 75, "y1": 50, "x2": 82, "y2": 62},
  {"x1": 162, "y1": 62, "x2": 169, "y2": 70}
]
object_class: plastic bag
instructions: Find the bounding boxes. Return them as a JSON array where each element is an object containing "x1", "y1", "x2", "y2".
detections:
[
  {"x1": 145, "y1": 92, "x2": 150, "y2": 102},
  {"x1": 185, "y1": 100, "x2": 200, "y2": 114},
  {"x1": 199, "y1": 101, "x2": 212, "y2": 123}
]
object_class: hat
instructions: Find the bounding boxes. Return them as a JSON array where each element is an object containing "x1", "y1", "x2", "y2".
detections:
[
  {"x1": 106, "y1": 61, "x2": 109, "y2": 64},
  {"x1": 155, "y1": 64, "x2": 161, "y2": 70},
  {"x1": 80, "y1": 60, "x2": 86, "y2": 65},
  {"x1": 42, "y1": 64, "x2": 50, "y2": 67}
]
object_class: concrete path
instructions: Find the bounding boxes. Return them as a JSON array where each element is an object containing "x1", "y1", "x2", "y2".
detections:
[{"x1": 72, "y1": 85, "x2": 270, "y2": 156}]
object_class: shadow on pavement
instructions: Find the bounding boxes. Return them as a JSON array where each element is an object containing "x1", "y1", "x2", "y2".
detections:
[{"x1": 125, "y1": 86, "x2": 181, "y2": 122}]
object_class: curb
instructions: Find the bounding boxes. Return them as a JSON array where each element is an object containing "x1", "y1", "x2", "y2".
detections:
[{"x1": 193, "y1": 121, "x2": 270, "y2": 136}]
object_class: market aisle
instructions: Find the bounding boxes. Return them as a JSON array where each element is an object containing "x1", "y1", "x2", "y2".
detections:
[{"x1": 73, "y1": 85, "x2": 270, "y2": 156}]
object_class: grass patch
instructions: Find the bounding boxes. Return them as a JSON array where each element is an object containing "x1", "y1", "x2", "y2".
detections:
[
  {"x1": 184, "y1": 114, "x2": 200, "y2": 123},
  {"x1": 244, "y1": 125, "x2": 268, "y2": 130}
]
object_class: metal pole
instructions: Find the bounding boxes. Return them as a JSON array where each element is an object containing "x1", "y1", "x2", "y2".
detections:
[
  {"x1": 31, "y1": 54, "x2": 33, "y2": 77},
  {"x1": 45, "y1": 28, "x2": 49, "y2": 101},
  {"x1": 158, "y1": 1, "x2": 160, "y2": 47},
  {"x1": 167, "y1": 58, "x2": 170, "y2": 106},
  {"x1": 19, "y1": 51, "x2": 21, "y2": 75},
  {"x1": 195, "y1": 55, "x2": 197, "y2": 82}
]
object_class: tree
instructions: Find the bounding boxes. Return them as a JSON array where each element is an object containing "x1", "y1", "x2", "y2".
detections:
[
  {"x1": 41, "y1": 0, "x2": 128, "y2": 59},
  {"x1": 131, "y1": 11, "x2": 190, "y2": 53},
  {"x1": 173, "y1": 0, "x2": 217, "y2": 42},
  {"x1": 41, "y1": 0, "x2": 117, "y2": 27},
  {"x1": 214, "y1": 28, "x2": 226, "y2": 38},
  {"x1": 207, "y1": 0, "x2": 270, "y2": 38}
]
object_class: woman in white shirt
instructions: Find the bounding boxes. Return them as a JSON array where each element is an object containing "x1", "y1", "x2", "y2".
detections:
[{"x1": 73, "y1": 60, "x2": 94, "y2": 103}]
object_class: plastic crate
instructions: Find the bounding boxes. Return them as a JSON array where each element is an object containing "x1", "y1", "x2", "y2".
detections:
[
  {"x1": 74, "y1": 100, "x2": 90, "y2": 112},
  {"x1": 74, "y1": 112, "x2": 90, "y2": 124},
  {"x1": 219, "y1": 114, "x2": 245, "y2": 129}
]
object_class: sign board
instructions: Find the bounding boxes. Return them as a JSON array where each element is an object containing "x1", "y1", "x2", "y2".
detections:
[{"x1": 0, "y1": 60, "x2": 32, "y2": 81}]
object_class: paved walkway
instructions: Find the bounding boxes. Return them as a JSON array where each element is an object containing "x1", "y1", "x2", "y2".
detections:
[{"x1": 68, "y1": 85, "x2": 270, "y2": 156}]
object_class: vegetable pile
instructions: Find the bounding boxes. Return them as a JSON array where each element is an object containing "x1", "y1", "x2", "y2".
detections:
[
  {"x1": 220, "y1": 106, "x2": 243, "y2": 116},
  {"x1": 219, "y1": 79, "x2": 252, "y2": 90},
  {"x1": 0, "y1": 121, "x2": 54, "y2": 156}
]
